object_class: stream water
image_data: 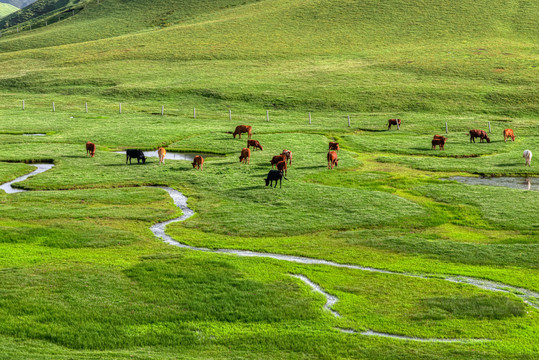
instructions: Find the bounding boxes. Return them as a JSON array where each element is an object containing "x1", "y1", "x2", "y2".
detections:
[
  {"x1": 115, "y1": 151, "x2": 222, "y2": 162},
  {"x1": 0, "y1": 164, "x2": 54, "y2": 194}
]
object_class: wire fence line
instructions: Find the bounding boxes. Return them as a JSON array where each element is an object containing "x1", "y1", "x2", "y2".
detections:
[{"x1": 9, "y1": 98, "x2": 366, "y2": 127}]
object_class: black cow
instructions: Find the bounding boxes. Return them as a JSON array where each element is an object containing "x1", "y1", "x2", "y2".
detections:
[
  {"x1": 265, "y1": 170, "x2": 288, "y2": 188},
  {"x1": 126, "y1": 149, "x2": 146, "y2": 164}
]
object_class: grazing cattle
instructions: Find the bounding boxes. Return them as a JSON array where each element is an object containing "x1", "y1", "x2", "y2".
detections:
[
  {"x1": 239, "y1": 148, "x2": 251, "y2": 164},
  {"x1": 388, "y1": 118, "x2": 401, "y2": 130},
  {"x1": 281, "y1": 149, "x2": 292, "y2": 165},
  {"x1": 126, "y1": 149, "x2": 146, "y2": 164},
  {"x1": 157, "y1": 147, "x2": 166, "y2": 165},
  {"x1": 431, "y1": 135, "x2": 447, "y2": 150},
  {"x1": 523, "y1": 150, "x2": 532, "y2": 167},
  {"x1": 328, "y1": 142, "x2": 340, "y2": 151},
  {"x1": 192, "y1": 155, "x2": 204, "y2": 170},
  {"x1": 247, "y1": 139, "x2": 263, "y2": 151},
  {"x1": 503, "y1": 129, "x2": 515, "y2": 143},
  {"x1": 265, "y1": 169, "x2": 287, "y2": 188},
  {"x1": 270, "y1": 154, "x2": 287, "y2": 168},
  {"x1": 233, "y1": 125, "x2": 252, "y2": 139},
  {"x1": 327, "y1": 151, "x2": 338, "y2": 169},
  {"x1": 276, "y1": 160, "x2": 288, "y2": 176},
  {"x1": 469, "y1": 129, "x2": 490, "y2": 143},
  {"x1": 86, "y1": 142, "x2": 96, "y2": 157}
]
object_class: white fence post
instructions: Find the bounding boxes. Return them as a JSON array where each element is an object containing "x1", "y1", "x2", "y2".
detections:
[
  {"x1": 347, "y1": 115, "x2": 351, "y2": 127},
  {"x1": 229, "y1": 109, "x2": 231, "y2": 121},
  {"x1": 445, "y1": 122, "x2": 448, "y2": 134},
  {"x1": 161, "y1": 105, "x2": 164, "y2": 116},
  {"x1": 52, "y1": 102, "x2": 55, "y2": 112},
  {"x1": 266, "y1": 110, "x2": 269, "y2": 122},
  {"x1": 22, "y1": 100, "x2": 25, "y2": 110},
  {"x1": 85, "y1": 102, "x2": 88, "y2": 113},
  {"x1": 119, "y1": 103, "x2": 122, "y2": 114},
  {"x1": 488, "y1": 121, "x2": 491, "y2": 133}
]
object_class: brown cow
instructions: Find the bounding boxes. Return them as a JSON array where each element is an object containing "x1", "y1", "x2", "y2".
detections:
[
  {"x1": 431, "y1": 135, "x2": 447, "y2": 150},
  {"x1": 270, "y1": 154, "x2": 287, "y2": 168},
  {"x1": 86, "y1": 142, "x2": 96, "y2": 157},
  {"x1": 239, "y1": 148, "x2": 250, "y2": 164},
  {"x1": 157, "y1": 147, "x2": 166, "y2": 165},
  {"x1": 469, "y1": 129, "x2": 490, "y2": 143},
  {"x1": 247, "y1": 139, "x2": 263, "y2": 151},
  {"x1": 192, "y1": 155, "x2": 204, "y2": 170},
  {"x1": 503, "y1": 129, "x2": 515, "y2": 143},
  {"x1": 388, "y1": 118, "x2": 401, "y2": 130},
  {"x1": 233, "y1": 125, "x2": 252, "y2": 139},
  {"x1": 276, "y1": 160, "x2": 288, "y2": 176},
  {"x1": 329, "y1": 142, "x2": 340, "y2": 151},
  {"x1": 281, "y1": 149, "x2": 292, "y2": 165},
  {"x1": 327, "y1": 151, "x2": 338, "y2": 169}
]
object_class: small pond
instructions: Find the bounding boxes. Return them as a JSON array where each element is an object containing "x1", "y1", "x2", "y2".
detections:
[
  {"x1": 446, "y1": 176, "x2": 538, "y2": 191},
  {"x1": 115, "y1": 151, "x2": 223, "y2": 161}
]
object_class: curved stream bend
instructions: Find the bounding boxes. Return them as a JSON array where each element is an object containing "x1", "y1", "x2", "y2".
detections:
[
  {"x1": 0, "y1": 164, "x2": 54, "y2": 194},
  {"x1": 151, "y1": 187, "x2": 539, "y2": 311}
]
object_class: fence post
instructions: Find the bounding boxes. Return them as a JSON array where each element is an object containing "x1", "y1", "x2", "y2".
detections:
[
  {"x1": 52, "y1": 102, "x2": 55, "y2": 112},
  {"x1": 445, "y1": 122, "x2": 448, "y2": 134},
  {"x1": 22, "y1": 100, "x2": 25, "y2": 110},
  {"x1": 229, "y1": 109, "x2": 231, "y2": 121},
  {"x1": 193, "y1": 107, "x2": 196, "y2": 119},
  {"x1": 119, "y1": 103, "x2": 122, "y2": 114},
  {"x1": 347, "y1": 115, "x2": 351, "y2": 127},
  {"x1": 161, "y1": 105, "x2": 164, "y2": 116},
  {"x1": 72, "y1": 10, "x2": 75, "y2": 16},
  {"x1": 266, "y1": 110, "x2": 269, "y2": 122},
  {"x1": 85, "y1": 102, "x2": 88, "y2": 113},
  {"x1": 488, "y1": 121, "x2": 491, "y2": 133}
]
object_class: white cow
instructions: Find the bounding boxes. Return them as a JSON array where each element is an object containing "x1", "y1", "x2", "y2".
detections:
[{"x1": 523, "y1": 150, "x2": 532, "y2": 166}]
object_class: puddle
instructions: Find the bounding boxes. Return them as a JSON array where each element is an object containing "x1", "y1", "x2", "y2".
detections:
[
  {"x1": 0, "y1": 164, "x2": 54, "y2": 194},
  {"x1": 115, "y1": 151, "x2": 222, "y2": 161},
  {"x1": 22, "y1": 133, "x2": 46, "y2": 136},
  {"x1": 150, "y1": 186, "x2": 539, "y2": 310},
  {"x1": 446, "y1": 176, "x2": 537, "y2": 191}
]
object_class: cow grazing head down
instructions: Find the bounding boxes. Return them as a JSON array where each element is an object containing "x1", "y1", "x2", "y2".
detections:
[
  {"x1": 264, "y1": 169, "x2": 287, "y2": 188},
  {"x1": 126, "y1": 149, "x2": 146, "y2": 164},
  {"x1": 192, "y1": 155, "x2": 204, "y2": 170}
]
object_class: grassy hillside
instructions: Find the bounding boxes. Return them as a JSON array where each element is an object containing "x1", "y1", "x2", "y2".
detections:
[
  {"x1": 0, "y1": 2, "x2": 18, "y2": 18},
  {"x1": 0, "y1": 0, "x2": 536, "y2": 116}
]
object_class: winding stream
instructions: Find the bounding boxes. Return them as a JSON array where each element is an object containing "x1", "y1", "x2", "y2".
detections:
[
  {"x1": 0, "y1": 166, "x2": 533, "y2": 343},
  {"x1": 0, "y1": 164, "x2": 54, "y2": 194}
]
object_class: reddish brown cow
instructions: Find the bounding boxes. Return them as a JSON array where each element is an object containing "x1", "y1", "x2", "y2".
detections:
[
  {"x1": 247, "y1": 139, "x2": 263, "y2": 151},
  {"x1": 239, "y1": 148, "x2": 251, "y2": 164},
  {"x1": 157, "y1": 147, "x2": 166, "y2": 165},
  {"x1": 327, "y1": 151, "x2": 338, "y2": 169},
  {"x1": 270, "y1": 154, "x2": 287, "y2": 168},
  {"x1": 276, "y1": 160, "x2": 288, "y2": 176},
  {"x1": 86, "y1": 142, "x2": 96, "y2": 157},
  {"x1": 329, "y1": 142, "x2": 340, "y2": 151},
  {"x1": 192, "y1": 155, "x2": 204, "y2": 170},
  {"x1": 469, "y1": 129, "x2": 490, "y2": 143},
  {"x1": 281, "y1": 149, "x2": 292, "y2": 165},
  {"x1": 503, "y1": 129, "x2": 515, "y2": 143},
  {"x1": 431, "y1": 135, "x2": 447, "y2": 150},
  {"x1": 388, "y1": 118, "x2": 401, "y2": 130},
  {"x1": 233, "y1": 125, "x2": 252, "y2": 139}
]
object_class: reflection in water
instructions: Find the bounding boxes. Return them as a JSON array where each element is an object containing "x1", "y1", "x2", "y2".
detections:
[
  {"x1": 114, "y1": 151, "x2": 222, "y2": 161},
  {"x1": 446, "y1": 176, "x2": 537, "y2": 191}
]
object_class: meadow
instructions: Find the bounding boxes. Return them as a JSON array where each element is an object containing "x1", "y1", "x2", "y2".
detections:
[{"x1": 0, "y1": 0, "x2": 538, "y2": 358}]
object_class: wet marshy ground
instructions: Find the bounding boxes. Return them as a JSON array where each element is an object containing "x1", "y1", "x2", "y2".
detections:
[{"x1": 446, "y1": 176, "x2": 537, "y2": 191}]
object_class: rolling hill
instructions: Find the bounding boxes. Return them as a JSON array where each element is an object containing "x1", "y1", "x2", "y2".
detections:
[
  {"x1": 0, "y1": 0, "x2": 537, "y2": 114},
  {"x1": 0, "y1": 2, "x2": 17, "y2": 18}
]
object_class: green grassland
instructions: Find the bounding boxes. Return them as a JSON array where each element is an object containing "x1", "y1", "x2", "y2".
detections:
[
  {"x1": 0, "y1": 0, "x2": 538, "y2": 358},
  {"x1": 0, "y1": 3, "x2": 18, "y2": 19}
]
